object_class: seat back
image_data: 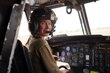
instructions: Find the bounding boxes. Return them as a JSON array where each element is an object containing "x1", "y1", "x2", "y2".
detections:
[{"x1": 10, "y1": 40, "x2": 35, "y2": 73}]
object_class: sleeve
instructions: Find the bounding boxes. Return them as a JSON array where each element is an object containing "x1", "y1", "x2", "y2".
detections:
[{"x1": 36, "y1": 44, "x2": 63, "y2": 73}]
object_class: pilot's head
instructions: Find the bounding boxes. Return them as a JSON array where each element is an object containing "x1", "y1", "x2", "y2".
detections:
[{"x1": 29, "y1": 7, "x2": 57, "y2": 38}]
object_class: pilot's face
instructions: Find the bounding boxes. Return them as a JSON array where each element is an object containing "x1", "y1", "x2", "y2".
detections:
[{"x1": 37, "y1": 20, "x2": 52, "y2": 38}]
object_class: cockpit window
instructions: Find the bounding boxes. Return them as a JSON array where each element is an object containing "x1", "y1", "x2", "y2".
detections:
[
  {"x1": 85, "y1": 0, "x2": 110, "y2": 36},
  {"x1": 52, "y1": 7, "x2": 83, "y2": 36}
]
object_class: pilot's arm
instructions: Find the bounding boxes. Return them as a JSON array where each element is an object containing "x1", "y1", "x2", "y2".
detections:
[{"x1": 38, "y1": 43, "x2": 63, "y2": 73}]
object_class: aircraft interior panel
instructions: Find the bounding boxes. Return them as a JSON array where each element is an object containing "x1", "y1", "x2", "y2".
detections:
[{"x1": 48, "y1": 35, "x2": 110, "y2": 73}]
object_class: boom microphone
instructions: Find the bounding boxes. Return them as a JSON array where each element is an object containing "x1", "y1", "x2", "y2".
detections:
[{"x1": 45, "y1": 31, "x2": 51, "y2": 33}]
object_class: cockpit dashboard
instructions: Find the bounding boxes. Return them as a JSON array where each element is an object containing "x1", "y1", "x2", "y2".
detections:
[{"x1": 48, "y1": 35, "x2": 110, "y2": 73}]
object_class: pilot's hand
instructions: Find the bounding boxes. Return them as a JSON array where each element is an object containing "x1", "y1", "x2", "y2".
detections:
[
  {"x1": 52, "y1": 55, "x2": 59, "y2": 61},
  {"x1": 60, "y1": 69, "x2": 69, "y2": 73},
  {"x1": 57, "y1": 61, "x2": 71, "y2": 73}
]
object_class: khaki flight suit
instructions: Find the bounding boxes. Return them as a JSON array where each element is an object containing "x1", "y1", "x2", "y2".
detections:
[{"x1": 28, "y1": 37, "x2": 62, "y2": 73}]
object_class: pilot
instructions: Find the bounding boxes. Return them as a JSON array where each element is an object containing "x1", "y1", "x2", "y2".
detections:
[{"x1": 26, "y1": 7, "x2": 68, "y2": 73}]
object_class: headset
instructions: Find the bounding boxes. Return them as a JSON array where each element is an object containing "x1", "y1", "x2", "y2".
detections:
[{"x1": 29, "y1": 7, "x2": 57, "y2": 37}]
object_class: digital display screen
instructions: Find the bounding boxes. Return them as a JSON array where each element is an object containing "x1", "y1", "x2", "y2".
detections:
[
  {"x1": 66, "y1": 46, "x2": 70, "y2": 51},
  {"x1": 61, "y1": 51, "x2": 66, "y2": 56},
  {"x1": 85, "y1": 55, "x2": 89, "y2": 60},
  {"x1": 71, "y1": 48, "x2": 77, "y2": 53}
]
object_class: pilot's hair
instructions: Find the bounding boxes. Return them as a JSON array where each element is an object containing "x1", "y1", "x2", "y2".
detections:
[{"x1": 29, "y1": 7, "x2": 57, "y2": 37}]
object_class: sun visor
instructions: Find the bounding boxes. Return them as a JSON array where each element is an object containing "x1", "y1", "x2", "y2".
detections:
[
  {"x1": 26, "y1": 0, "x2": 36, "y2": 5},
  {"x1": 26, "y1": 0, "x2": 51, "y2": 5},
  {"x1": 26, "y1": 0, "x2": 64, "y2": 6},
  {"x1": 36, "y1": 0, "x2": 50, "y2": 4}
]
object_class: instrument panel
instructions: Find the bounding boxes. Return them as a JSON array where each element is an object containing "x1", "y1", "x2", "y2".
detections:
[{"x1": 48, "y1": 35, "x2": 110, "y2": 73}]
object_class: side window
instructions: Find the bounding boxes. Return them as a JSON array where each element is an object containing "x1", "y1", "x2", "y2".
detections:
[
  {"x1": 18, "y1": 12, "x2": 30, "y2": 45},
  {"x1": 85, "y1": 0, "x2": 110, "y2": 36}
]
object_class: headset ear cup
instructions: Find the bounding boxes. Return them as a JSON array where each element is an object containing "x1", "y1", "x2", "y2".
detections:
[
  {"x1": 33, "y1": 21, "x2": 38, "y2": 35},
  {"x1": 29, "y1": 23, "x2": 34, "y2": 35},
  {"x1": 29, "y1": 21, "x2": 39, "y2": 36}
]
